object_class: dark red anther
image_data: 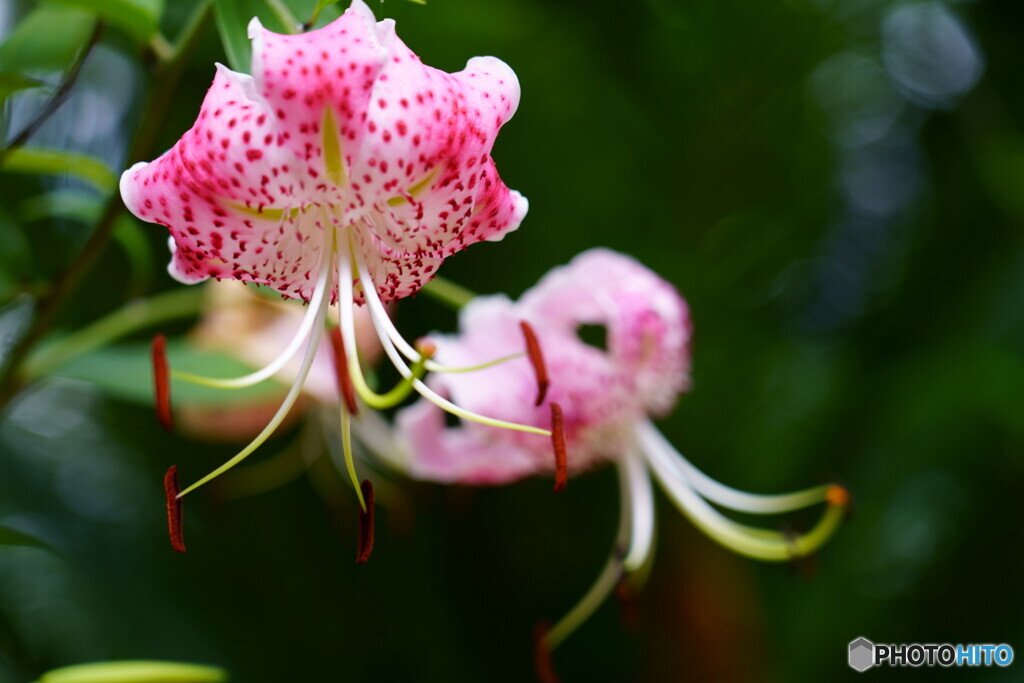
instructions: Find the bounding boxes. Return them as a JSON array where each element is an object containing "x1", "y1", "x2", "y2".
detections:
[
  {"x1": 550, "y1": 402, "x2": 568, "y2": 493},
  {"x1": 164, "y1": 465, "x2": 186, "y2": 553},
  {"x1": 520, "y1": 320, "x2": 549, "y2": 407},
  {"x1": 328, "y1": 326, "x2": 359, "y2": 416},
  {"x1": 356, "y1": 479, "x2": 375, "y2": 564},
  {"x1": 151, "y1": 334, "x2": 173, "y2": 431},
  {"x1": 615, "y1": 577, "x2": 640, "y2": 631},
  {"x1": 532, "y1": 622, "x2": 561, "y2": 683}
]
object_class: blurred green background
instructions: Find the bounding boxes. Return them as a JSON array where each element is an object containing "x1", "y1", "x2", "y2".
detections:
[{"x1": 0, "y1": 0, "x2": 1022, "y2": 680}]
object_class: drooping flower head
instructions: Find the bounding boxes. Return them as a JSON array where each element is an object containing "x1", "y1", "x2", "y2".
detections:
[
  {"x1": 121, "y1": 1, "x2": 554, "y2": 557},
  {"x1": 396, "y1": 248, "x2": 692, "y2": 483},
  {"x1": 121, "y1": 0, "x2": 527, "y2": 303},
  {"x1": 384, "y1": 249, "x2": 848, "y2": 661}
]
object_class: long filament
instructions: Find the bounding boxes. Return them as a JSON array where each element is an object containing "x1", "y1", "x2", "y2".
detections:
[
  {"x1": 637, "y1": 421, "x2": 833, "y2": 514},
  {"x1": 544, "y1": 449, "x2": 654, "y2": 650},
  {"x1": 171, "y1": 247, "x2": 333, "y2": 390},
  {"x1": 177, "y1": 239, "x2": 334, "y2": 498},
  {"x1": 643, "y1": 433, "x2": 845, "y2": 561},
  {"x1": 348, "y1": 243, "x2": 550, "y2": 437},
  {"x1": 357, "y1": 263, "x2": 525, "y2": 374}
]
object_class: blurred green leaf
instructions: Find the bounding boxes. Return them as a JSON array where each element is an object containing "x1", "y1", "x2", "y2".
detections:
[
  {"x1": 19, "y1": 189, "x2": 103, "y2": 224},
  {"x1": 0, "y1": 5, "x2": 94, "y2": 73},
  {"x1": 213, "y1": 0, "x2": 283, "y2": 73},
  {"x1": 1, "y1": 148, "x2": 116, "y2": 193},
  {"x1": 35, "y1": 660, "x2": 227, "y2": 683},
  {"x1": 0, "y1": 206, "x2": 32, "y2": 279},
  {"x1": 0, "y1": 524, "x2": 51, "y2": 551},
  {"x1": 0, "y1": 71, "x2": 45, "y2": 103},
  {"x1": 112, "y1": 215, "x2": 155, "y2": 295},
  {"x1": 52, "y1": 340, "x2": 287, "y2": 405},
  {"x1": 50, "y1": 0, "x2": 165, "y2": 42}
]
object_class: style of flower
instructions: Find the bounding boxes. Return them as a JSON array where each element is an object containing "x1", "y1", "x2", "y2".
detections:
[
  {"x1": 384, "y1": 248, "x2": 849, "y2": 660},
  {"x1": 120, "y1": 0, "x2": 552, "y2": 554}
]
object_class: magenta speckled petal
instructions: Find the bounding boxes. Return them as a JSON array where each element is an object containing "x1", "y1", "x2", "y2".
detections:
[
  {"x1": 520, "y1": 248, "x2": 692, "y2": 416},
  {"x1": 121, "y1": 0, "x2": 527, "y2": 302},
  {"x1": 396, "y1": 249, "x2": 692, "y2": 484}
]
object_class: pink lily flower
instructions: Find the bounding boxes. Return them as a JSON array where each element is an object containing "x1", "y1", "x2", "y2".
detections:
[
  {"x1": 387, "y1": 249, "x2": 849, "y2": 657},
  {"x1": 119, "y1": 0, "x2": 550, "y2": 553}
]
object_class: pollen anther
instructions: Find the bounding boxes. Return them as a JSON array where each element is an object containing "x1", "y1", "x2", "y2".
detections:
[
  {"x1": 151, "y1": 334, "x2": 173, "y2": 431},
  {"x1": 329, "y1": 326, "x2": 359, "y2": 416},
  {"x1": 164, "y1": 465, "x2": 186, "y2": 553},
  {"x1": 356, "y1": 479, "x2": 375, "y2": 564},
  {"x1": 550, "y1": 402, "x2": 568, "y2": 492},
  {"x1": 520, "y1": 320, "x2": 549, "y2": 406}
]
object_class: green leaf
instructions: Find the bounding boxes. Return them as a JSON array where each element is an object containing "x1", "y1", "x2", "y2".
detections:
[
  {"x1": 0, "y1": 71, "x2": 45, "y2": 104},
  {"x1": 19, "y1": 189, "x2": 103, "y2": 224},
  {"x1": 50, "y1": 0, "x2": 164, "y2": 42},
  {"x1": 0, "y1": 206, "x2": 32, "y2": 279},
  {"x1": 315, "y1": 0, "x2": 341, "y2": 10},
  {"x1": 52, "y1": 340, "x2": 288, "y2": 406},
  {"x1": 213, "y1": 0, "x2": 257, "y2": 72},
  {"x1": 1, "y1": 147, "x2": 116, "y2": 193},
  {"x1": 112, "y1": 214, "x2": 155, "y2": 295},
  {"x1": 213, "y1": 0, "x2": 295, "y2": 72},
  {"x1": 0, "y1": 524, "x2": 52, "y2": 551},
  {"x1": 35, "y1": 660, "x2": 227, "y2": 683},
  {"x1": 0, "y1": 5, "x2": 94, "y2": 73}
]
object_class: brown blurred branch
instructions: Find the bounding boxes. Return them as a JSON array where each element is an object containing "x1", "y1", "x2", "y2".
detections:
[
  {"x1": 0, "y1": 22, "x2": 104, "y2": 162},
  {"x1": 0, "y1": 2, "x2": 213, "y2": 410}
]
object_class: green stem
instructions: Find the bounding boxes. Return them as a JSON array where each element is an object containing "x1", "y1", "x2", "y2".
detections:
[
  {"x1": 21, "y1": 288, "x2": 204, "y2": 379},
  {"x1": 148, "y1": 32, "x2": 174, "y2": 63},
  {"x1": 0, "y1": 1, "x2": 213, "y2": 410},
  {"x1": 304, "y1": 4, "x2": 324, "y2": 31},
  {"x1": 419, "y1": 276, "x2": 477, "y2": 310}
]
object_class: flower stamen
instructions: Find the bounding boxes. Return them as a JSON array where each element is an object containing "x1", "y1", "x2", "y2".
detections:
[
  {"x1": 639, "y1": 421, "x2": 841, "y2": 515},
  {"x1": 339, "y1": 403, "x2": 366, "y2": 511},
  {"x1": 533, "y1": 622, "x2": 561, "y2": 683},
  {"x1": 175, "y1": 232, "x2": 335, "y2": 499},
  {"x1": 347, "y1": 241, "x2": 550, "y2": 436},
  {"x1": 171, "y1": 245, "x2": 333, "y2": 390},
  {"x1": 151, "y1": 334, "x2": 173, "y2": 431},
  {"x1": 641, "y1": 422, "x2": 847, "y2": 561},
  {"x1": 352, "y1": 251, "x2": 526, "y2": 375},
  {"x1": 520, "y1": 320, "x2": 549, "y2": 406},
  {"x1": 356, "y1": 479, "x2": 375, "y2": 564},
  {"x1": 164, "y1": 465, "x2": 186, "y2": 553},
  {"x1": 544, "y1": 448, "x2": 653, "y2": 650},
  {"x1": 329, "y1": 327, "x2": 360, "y2": 416},
  {"x1": 550, "y1": 402, "x2": 567, "y2": 492}
]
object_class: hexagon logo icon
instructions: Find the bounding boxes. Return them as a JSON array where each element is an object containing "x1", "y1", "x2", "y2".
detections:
[{"x1": 849, "y1": 637, "x2": 875, "y2": 672}]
